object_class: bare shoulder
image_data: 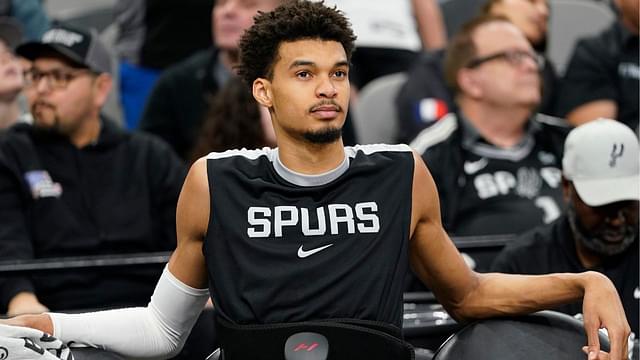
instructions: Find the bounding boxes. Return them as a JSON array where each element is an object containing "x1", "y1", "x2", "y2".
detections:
[{"x1": 169, "y1": 157, "x2": 211, "y2": 288}]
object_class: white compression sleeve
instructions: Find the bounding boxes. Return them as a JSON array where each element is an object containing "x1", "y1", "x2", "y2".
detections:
[{"x1": 48, "y1": 266, "x2": 210, "y2": 359}]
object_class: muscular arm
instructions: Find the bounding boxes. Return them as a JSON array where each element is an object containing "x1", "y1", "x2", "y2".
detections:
[{"x1": 409, "y1": 151, "x2": 630, "y2": 359}]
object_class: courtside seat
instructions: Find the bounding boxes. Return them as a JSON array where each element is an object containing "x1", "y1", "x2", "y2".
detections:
[
  {"x1": 432, "y1": 310, "x2": 610, "y2": 360},
  {"x1": 209, "y1": 316, "x2": 434, "y2": 359},
  {"x1": 72, "y1": 348, "x2": 125, "y2": 359}
]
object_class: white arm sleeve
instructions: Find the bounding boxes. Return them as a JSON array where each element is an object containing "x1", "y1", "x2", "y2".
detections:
[{"x1": 48, "y1": 266, "x2": 210, "y2": 359}]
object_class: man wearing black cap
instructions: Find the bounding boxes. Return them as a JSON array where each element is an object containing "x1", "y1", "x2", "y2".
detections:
[{"x1": 0, "y1": 24, "x2": 186, "y2": 316}]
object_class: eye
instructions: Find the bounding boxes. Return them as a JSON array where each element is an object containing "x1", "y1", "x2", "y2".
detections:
[
  {"x1": 296, "y1": 71, "x2": 311, "y2": 79},
  {"x1": 333, "y1": 70, "x2": 348, "y2": 78}
]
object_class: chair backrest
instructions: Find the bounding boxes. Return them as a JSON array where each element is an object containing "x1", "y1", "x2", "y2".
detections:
[
  {"x1": 72, "y1": 348, "x2": 125, "y2": 359},
  {"x1": 351, "y1": 72, "x2": 407, "y2": 144},
  {"x1": 432, "y1": 310, "x2": 610, "y2": 360},
  {"x1": 547, "y1": 0, "x2": 616, "y2": 75}
]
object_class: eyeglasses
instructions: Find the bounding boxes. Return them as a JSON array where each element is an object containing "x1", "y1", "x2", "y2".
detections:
[
  {"x1": 466, "y1": 50, "x2": 545, "y2": 70},
  {"x1": 23, "y1": 68, "x2": 94, "y2": 89}
]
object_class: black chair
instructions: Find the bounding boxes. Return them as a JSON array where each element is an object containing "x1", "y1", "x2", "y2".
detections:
[
  {"x1": 432, "y1": 310, "x2": 610, "y2": 360},
  {"x1": 72, "y1": 348, "x2": 125, "y2": 359},
  {"x1": 208, "y1": 316, "x2": 434, "y2": 360}
]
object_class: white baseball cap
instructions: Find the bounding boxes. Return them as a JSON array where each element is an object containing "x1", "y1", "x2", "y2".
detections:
[{"x1": 562, "y1": 118, "x2": 640, "y2": 206}]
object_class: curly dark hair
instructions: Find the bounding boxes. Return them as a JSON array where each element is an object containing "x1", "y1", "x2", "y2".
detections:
[
  {"x1": 189, "y1": 77, "x2": 270, "y2": 164},
  {"x1": 237, "y1": 0, "x2": 357, "y2": 86}
]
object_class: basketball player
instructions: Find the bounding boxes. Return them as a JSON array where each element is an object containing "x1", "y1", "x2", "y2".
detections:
[{"x1": 4, "y1": 1, "x2": 630, "y2": 359}]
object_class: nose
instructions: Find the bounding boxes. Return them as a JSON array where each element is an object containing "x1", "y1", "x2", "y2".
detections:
[
  {"x1": 605, "y1": 209, "x2": 627, "y2": 227},
  {"x1": 536, "y1": 1, "x2": 550, "y2": 19},
  {"x1": 316, "y1": 76, "x2": 337, "y2": 98}
]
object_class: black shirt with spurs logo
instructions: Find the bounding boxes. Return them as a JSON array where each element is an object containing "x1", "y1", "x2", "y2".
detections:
[
  {"x1": 411, "y1": 112, "x2": 569, "y2": 238},
  {"x1": 204, "y1": 145, "x2": 414, "y2": 327}
]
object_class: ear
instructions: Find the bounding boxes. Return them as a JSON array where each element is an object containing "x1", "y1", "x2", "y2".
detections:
[
  {"x1": 93, "y1": 73, "x2": 113, "y2": 108},
  {"x1": 457, "y1": 68, "x2": 482, "y2": 98},
  {"x1": 253, "y1": 78, "x2": 273, "y2": 108},
  {"x1": 561, "y1": 177, "x2": 572, "y2": 203}
]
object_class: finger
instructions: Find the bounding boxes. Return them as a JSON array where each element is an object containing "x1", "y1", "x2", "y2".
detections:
[
  {"x1": 607, "y1": 328, "x2": 625, "y2": 360},
  {"x1": 585, "y1": 321, "x2": 601, "y2": 355}
]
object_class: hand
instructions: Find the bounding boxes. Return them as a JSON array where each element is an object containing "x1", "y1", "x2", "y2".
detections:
[
  {"x1": 0, "y1": 313, "x2": 54, "y2": 335},
  {"x1": 581, "y1": 272, "x2": 630, "y2": 360},
  {"x1": 7, "y1": 292, "x2": 49, "y2": 316}
]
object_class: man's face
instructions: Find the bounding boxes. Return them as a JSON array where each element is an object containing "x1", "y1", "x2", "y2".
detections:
[
  {"x1": 259, "y1": 39, "x2": 350, "y2": 145},
  {"x1": 0, "y1": 40, "x2": 24, "y2": 100},
  {"x1": 465, "y1": 21, "x2": 542, "y2": 109},
  {"x1": 566, "y1": 183, "x2": 639, "y2": 256},
  {"x1": 213, "y1": 0, "x2": 280, "y2": 50},
  {"x1": 27, "y1": 57, "x2": 97, "y2": 135},
  {"x1": 490, "y1": 0, "x2": 549, "y2": 46}
]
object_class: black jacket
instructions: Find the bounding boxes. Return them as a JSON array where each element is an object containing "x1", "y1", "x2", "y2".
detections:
[
  {"x1": 492, "y1": 215, "x2": 639, "y2": 334},
  {"x1": 139, "y1": 48, "x2": 222, "y2": 160},
  {"x1": 0, "y1": 119, "x2": 186, "y2": 312}
]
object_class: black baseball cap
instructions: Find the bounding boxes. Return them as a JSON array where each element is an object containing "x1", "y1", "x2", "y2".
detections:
[
  {"x1": 16, "y1": 24, "x2": 112, "y2": 74},
  {"x1": 0, "y1": 17, "x2": 23, "y2": 50}
]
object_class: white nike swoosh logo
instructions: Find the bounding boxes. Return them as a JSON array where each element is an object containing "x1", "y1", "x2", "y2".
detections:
[
  {"x1": 463, "y1": 158, "x2": 488, "y2": 175},
  {"x1": 634, "y1": 287, "x2": 639, "y2": 300},
  {"x1": 297, "y1": 244, "x2": 333, "y2": 258}
]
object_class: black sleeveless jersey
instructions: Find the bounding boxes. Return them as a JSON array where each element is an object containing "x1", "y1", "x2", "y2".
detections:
[{"x1": 204, "y1": 145, "x2": 414, "y2": 327}]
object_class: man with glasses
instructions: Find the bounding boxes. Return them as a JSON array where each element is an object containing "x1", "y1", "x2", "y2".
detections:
[
  {"x1": 0, "y1": 24, "x2": 186, "y2": 318},
  {"x1": 492, "y1": 118, "x2": 639, "y2": 338},
  {"x1": 410, "y1": 15, "x2": 568, "y2": 251}
]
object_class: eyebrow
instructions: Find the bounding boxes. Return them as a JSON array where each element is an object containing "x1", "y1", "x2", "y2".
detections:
[{"x1": 288, "y1": 60, "x2": 350, "y2": 70}]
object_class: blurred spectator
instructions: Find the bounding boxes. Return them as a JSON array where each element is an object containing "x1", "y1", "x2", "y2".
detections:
[
  {"x1": 556, "y1": 0, "x2": 638, "y2": 130},
  {"x1": 396, "y1": 0, "x2": 557, "y2": 144},
  {"x1": 189, "y1": 77, "x2": 276, "y2": 164},
  {"x1": 0, "y1": 0, "x2": 49, "y2": 41},
  {"x1": 325, "y1": 0, "x2": 447, "y2": 89},
  {"x1": 114, "y1": 0, "x2": 214, "y2": 129},
  {"x1": 138, "y1": 0, "x2": 281, "y2": 161},
  {"x1": 0, "y1": 24, "x2": 185, "y2": 315},
  {"x1": 0, "y1": 17, "x2": 26, "y2": 129},
  {"x1": 492, "y1": 118, "x2": 639, "y2": 334},
  {"x1": 410, "y1": 15, "x2": 567, "y2": 238}
]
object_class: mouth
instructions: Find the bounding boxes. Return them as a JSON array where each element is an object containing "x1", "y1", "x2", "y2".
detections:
[
  {"x1": 600, "y1": 230, "x2": 626, "y2": 243},
  {"x1": 310, "y1": 105, "x2": 341, "y2": 120}
]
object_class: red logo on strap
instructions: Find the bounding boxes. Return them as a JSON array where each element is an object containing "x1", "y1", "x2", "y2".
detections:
[{"x1": 294, "y1": 342, "x2": 319, "y2": 352}]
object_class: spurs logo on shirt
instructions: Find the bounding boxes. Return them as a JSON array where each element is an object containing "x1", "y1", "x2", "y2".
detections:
[{"x1": 247, "y1": 202, "x2": 380, "y2": 238}]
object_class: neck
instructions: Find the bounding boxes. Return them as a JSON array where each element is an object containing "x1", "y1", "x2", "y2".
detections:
[
  {"x1": 70, "y1": 114, "x2": 101, "y2": 148},
  {"x1": 0, "y1": 100, "x2": 20, "y2": 129},
  {"x1": 574, "y1": 236, "x2": 603, "y2": 269},
  {"x1": 277, "y1": 135, "x2": 346, "y2": 175},
  {"x1": 459, "y1": 99, "x2": 532, "y2": 148}
]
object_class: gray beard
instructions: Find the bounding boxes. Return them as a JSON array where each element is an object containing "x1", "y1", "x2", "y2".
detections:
[{"x1": 567, "y1": 202, "x2": 637, "y2": 256}]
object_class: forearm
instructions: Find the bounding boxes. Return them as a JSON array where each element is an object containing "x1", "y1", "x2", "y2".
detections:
[
  {"x1": 453, "y1": 271, "x2": 604, "y2": 322},
  {"x1": 49, "y1": 266, "x2": 209, "y2": 359},
  {"x1": 412, "y1": 0, "x2": 447, "y2": 49}
]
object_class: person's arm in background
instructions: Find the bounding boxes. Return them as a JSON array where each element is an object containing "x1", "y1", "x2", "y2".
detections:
[
  {"x1": 10, "y1": 0, "x2": 50, "y2": 40},
  {"x1": 557, "y1": 38, "x2": 617, "y2": 126},
  {"x1": 0, "y1": 152, "x2": 48, "y2": 315},
  {"x1": 408, "y1": 151, "x2": 630, "y2": 359},
  {"x1": 411, "y1": 0, "x2": 447, "y2": 50}
]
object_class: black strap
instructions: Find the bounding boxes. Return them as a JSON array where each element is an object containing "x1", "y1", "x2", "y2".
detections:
[{"x1": 216, "y1": 316, "x2": 415, "y2": 360}]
